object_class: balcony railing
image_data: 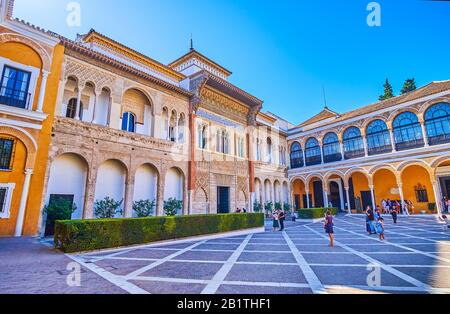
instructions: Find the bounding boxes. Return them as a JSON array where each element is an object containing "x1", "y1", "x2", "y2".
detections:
[
  {"x1": 344, "y1": 149, "x2": 365, "y2": 160},
  {"x1": 323, "y1": 153, "x2": 342, "y2": 163},
  {"x1": 0, "y1": 87, "x2": 31, "y2": 109},
  {"x1": 428, "y1": 134, "x2": 450, "y2": 146},
  {"x1": 368, "y1": 145, "x2": 393, "y2": 156},
  {"x1": 305, "y1": 155, "x2": 322, "y2": 166},
  {"x1": 396, "y1": 139, "x2": 424, "y2": 151}
]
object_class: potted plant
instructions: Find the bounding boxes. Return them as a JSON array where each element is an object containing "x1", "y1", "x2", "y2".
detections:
[
  {"x1": 94, "y1": 197, "x2": 123, "y2": 219},
  {"x1": 253, "y1": 201, "x2": 262, "y2": 213},
  {"x1": 133, "y1": 199, "x2": 155, "y2": 218}
]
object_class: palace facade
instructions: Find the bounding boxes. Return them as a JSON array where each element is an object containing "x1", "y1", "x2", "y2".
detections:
[
  {"x1": 0, "y1": 0, "x2": 63, "y2": 236},
  {"x1": 288, "y1": 82, "x2": 450, "y2": 215},
  {"x1": 0, "y1": 0, "x2": 449, "y2": 237}
]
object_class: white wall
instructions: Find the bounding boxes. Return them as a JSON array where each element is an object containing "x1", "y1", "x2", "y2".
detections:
[
  {"x1": 94, "y1": 160, "x2": 126, "y2": 217},
  {"x1": 164, "y1": 168, "x2": 183, "y2": 201},
  {"x1": 45, "y1": 154, "x2": 88, "y2": 219},
  {"x1": 133, "y1": 164, "x2": 158, "y2": 202},
  {"x1": 95, "y1": 91, "x2": 110, "y2": 126}
]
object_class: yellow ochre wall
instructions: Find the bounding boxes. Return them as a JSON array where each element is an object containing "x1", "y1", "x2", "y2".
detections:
[
  {"x1": 0, "y1": 38, "x2": 65, "y2": 237},
  {"x1": 402, "y1": 165, "x2": 436, "y2": 213},
  {"x1": 373, "y1": 169, "x2": 398, "y2": 207}
]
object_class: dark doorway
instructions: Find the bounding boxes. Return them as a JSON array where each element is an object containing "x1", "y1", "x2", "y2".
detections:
[
  {"x1": 217, "y1": 187, "x2": 230, "y2": 214},
  {"x1": 329, "y1": 182, "x2": 341, "y2": 210},
  {"x1": 45, "y1": 194, "x2": 75, "y2": 236},
  {"x1": 302, "y1": 194, "x2": 312, "y2": 209},
  {"x1": 361, "y1": 191, "x2": 373, "y2": 211},
  {"x1": 294, "y1": 194, "x2": 300, "y2": 210},
  {"x1": 313, "y1": 181, "x2": 324, "y2": 208}
]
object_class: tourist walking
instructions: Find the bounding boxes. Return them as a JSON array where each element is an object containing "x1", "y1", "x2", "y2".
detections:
[
  {"x1": 376, "y1": 217, "x2": 385, "y2": 241},
  {"x1": 272, "y1": 210, "x2": 280, "y2": 232},
  {"x1": 391, "y1": 204, "x2": 398, "y2": 224},
  {"x1": 366, "y1": 206, "x2": 376, "y2": 235},
  {"x1": 324, "y1": 210, "x2": 334, "y2": 248},
  {"x1": 278, "y1": 209, "x2": 286, "y2": 231}
]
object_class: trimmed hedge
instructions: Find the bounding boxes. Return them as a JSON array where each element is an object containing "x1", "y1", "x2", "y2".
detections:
[
  {"x1": 54, "y1": 213, "x2": 264, "y2": 253},
  {"x1": 297, "y1": 208, "x2": 339, "y2": 219}
]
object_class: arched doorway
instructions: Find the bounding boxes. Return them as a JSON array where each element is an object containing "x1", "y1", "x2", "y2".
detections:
[
  {"x1": 292, "y1": 179, "x2": 307, "y2": 209},
  {"x1": 133, "y1": 164, "x2": 158, "y2": 216},
  {"x1": 164, "y1": 167, "x2": 184, "y2": 215},
  {"x1": 373, "y1": 168, "x2": 399, "y2": 212},
  {"x1": 401, "y1": 164, "x2": 435, "y2": 214},
  {"x1": 346, "y1": 170, "x2": 370, "y2": 212}
]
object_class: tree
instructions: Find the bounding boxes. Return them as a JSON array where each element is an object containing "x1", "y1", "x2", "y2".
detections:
[
  {"x1": 94, "y1": 197, "x2": 123, "y2": 219},
  {"x1": 379, "y1": 78, "x2": 394, "y2": 101},
  {"x1": 401, "y1": 78, "x2": 417, "y2": 94},
  {"x1": 133, "y1": 199, "x2": 155, "y2": 218},
  {"x1": 253, "y1": 201, "x2": 262, "y2": 213},
  {"x1": 44, "y1": 198, "x2": 77, "y2": 236},
  {"x1": 164, "y1": 198, "x2": 183, "y2": 216}
]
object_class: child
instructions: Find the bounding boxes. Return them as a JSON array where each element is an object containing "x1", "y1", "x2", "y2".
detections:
[
  {"x1": 376, "y1": 217, "x2": 385, "y2": 241},
  {"x1": 441, "y1": 215, "x2": 450, "y2": 232}
]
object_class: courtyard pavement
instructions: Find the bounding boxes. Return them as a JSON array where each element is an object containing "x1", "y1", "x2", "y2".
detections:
[
  {"x1": 1, "y1": 215, "x2": 449, "y2": 294},
  {"x1": 69, "y1": 215, "x2": 450, "y2": 294}
]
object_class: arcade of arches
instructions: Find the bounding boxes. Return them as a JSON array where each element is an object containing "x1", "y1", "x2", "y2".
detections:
[{"x1": 291, "y1": 159, "x2": 450, "y2": 214}]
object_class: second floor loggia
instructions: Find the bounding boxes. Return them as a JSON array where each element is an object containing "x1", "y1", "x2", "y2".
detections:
[
  {"x1": 290, "y1": 103, "x2": 450, "y2": 169},
  {"x1": 60, "y1": 76, "x2": 187, "y2": 144}
]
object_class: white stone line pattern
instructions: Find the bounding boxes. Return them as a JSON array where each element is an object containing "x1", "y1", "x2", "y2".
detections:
[
  {"x1": 124, "y1": 240, "x2": 208, "y2": 280},
  {"x1": 201, "y1": 234, "x2": 253, "y2": 294},
  {"x1": 282, "y1": 231, "x2": 326, "y2": 294},
  {"x1": 335, "y1": 218, "x2": 450, "y2": 264},
  {"x1": 303, "y1": 225, "x2": 432, "y2": 291},
  {"x1": 67, "y1": 254, "x2": 149, "y2": 294}
]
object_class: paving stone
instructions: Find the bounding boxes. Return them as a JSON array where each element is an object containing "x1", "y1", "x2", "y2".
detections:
[
  {"x1": 244, "y1": 244, "x2": 291, "y2": 252},
  {"x1": 393, "y1": 267, "x2": 450, "y2": 289},
  {"x1": 311, "y1": 266, "x2": 416, "y2": 287},
  {"x1": 130, "y1": 280, "x2": 206, "y2": 294},
  {"x1": 140, "y1": 261, "x2": 224, "y2": 280},
  {"x1": 237, "y1": 252, "x2": 297, "y2": 263},
  {"x1": 195, "y1": 243, "x2": 241, "y2": 251},
  {"x1": 117, "y1": 249, "x2": 179, "y2": 259},
  {"x1": 225, "y1": 264, "x2": 307, "y2": 284},
  {"x1": 302, "y1": 253, "x2": 368, "y2": 265},
  {"x1": 172, "y1": 250, "x2": 234, "y2": 261},
  {"x1": 365, "y1": 253, "x2": 450, "y2": 266},
  {"x1": 217, "y1": 284, "x2": 312, "y2": 294},
  {"x1": 94, "y1": 259, "x2": 152, "y2": 276}
]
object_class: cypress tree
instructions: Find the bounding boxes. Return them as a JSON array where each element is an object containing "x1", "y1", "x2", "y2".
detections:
[
  {"x1": 379, "y1": 78, "x2": 394, "y2": 101},
  {"x1": 401, "y1": 78, "x2": 417, "y2": 94}
]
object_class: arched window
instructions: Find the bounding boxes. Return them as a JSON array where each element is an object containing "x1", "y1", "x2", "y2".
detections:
[
  {"x1": 121, "y1": 112, "x2": 136, "y2": 133},
  {"x1": 305, "y1": 138, "x2": 322, "y2": 166},
  {"x1": 66, "y1": 98, "x2": 83, "y2": 120},
  {"x1": 267, "y1": 138, "x2": 273, "y2": 163},
  {"x1": 256, "y1": 139, "x2": 262, "y2": 161},
  {"x1": 198, "y1": 124, "x2": 208, "y2": 149},
  {"x1": 343, "y1": 127, "x2": 365, "y2": 159},
  {"x1": 216, "y1": 129, "x2": 229, "y2": 154},
  {"x1": 425, "y1": 103, "x2": 450, "y2": 145},
  {"x1": 393, "y1": 112, "x2": 424, "y2": 151},
  {"x1": 322, "y1": 132, "x2": 341, "y2": 163},
  {"x1": 290, "y1": 142, "x2": 304, "y2": 169},
  {"x1": 366, "y1": 120, "x2": 392, "y2": 155}
]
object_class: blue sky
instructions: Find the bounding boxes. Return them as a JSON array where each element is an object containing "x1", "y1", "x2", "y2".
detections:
[{"x1": 14, "y1": 0, "x2": 450, "y2": 125}]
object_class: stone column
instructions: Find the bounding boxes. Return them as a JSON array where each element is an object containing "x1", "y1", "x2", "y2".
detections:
[
  {"x1": 14, "y1": 169, "x2": 33, "y2": 237},
  {"x1": 156, "y1": 177, "x2": 165, "y2": 216},
  {"x1": 75, "y1": 88, "x2": 82, "y2": 120},
  {"x1": 397, "y1": 183, "x2": 407, "y2": 215},
  {"x1": 323, "y1": 188, "x2": 329, "y2": 208},
  {"x1": 369, "y1": 185, "x2": 376, "y2": 210},
  {"x1": 91, "y1": 92, "x2": 100, "y2": 124},
  {"x1": 363, "y1": 137, "x2": 369, "y2": 157},
  {"x1": 175, "y1": 116, "x2": 179, "y2": 143},
  {"x1": 302, "y1": 149, "x2": 307, "y2": 167},
  {"x1": 320, "y1": 145, "x2": 324, "y2": 164},
  {"x1": 107, "y1": 95, "x2": 112, "y2": 126},
  {"x1": 389, "y1": 128, "x2": 397, "y2": 152},
  {"x1": 340, "y1": 142, "x2": 345, "y2": 160},
  {"x1": 420, "y1": 121, "x2": 429, "y2": 147},
  {"x1": 36, "y1": 71, "x2": 50, "y2": 112},
  {"x1": 345, "y1": 186, "x2": 351, "y2": 214},
  {"x1": 305, "y1": 189, "x2": 310, "y2": 209},
  {"x1": 431, "y1": 177, "x2": 443, "y2": 215},
  {"x1": 124, "y1": 173, "x2": 135, "y2": 218}
]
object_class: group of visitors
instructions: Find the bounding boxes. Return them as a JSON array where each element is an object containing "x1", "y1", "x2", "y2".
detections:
[
  {"x1": 365, "y1": 206, "x2": 386, "y2": 240},
  {"x1": 381, "y1": 198, "x2": 410, "y2": 215},
  {"x1": 235, "y1": 208, "x2": 247, "y2": 213},
  {"x1": 272, "y1": 209, "x2": 286, "y2": 232}
]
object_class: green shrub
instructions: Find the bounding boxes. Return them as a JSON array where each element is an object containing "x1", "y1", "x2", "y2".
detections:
[
  {"x1": 265, "y1": 202, "x2": 273, "y2": 212},
  {"x1": 44, "y1": 199, "x2": 77, "y2": 236},
  {"x1": 94, "y1": 197, "x2": 123, "y2": 219},
  {"x1": 133, "y1": 199, "x2": 155, "y2": 218},
  {"x1": 54, "y1": 213, "x2": 264, "y2": 253},
  {"x1": 297, "y1": 208, "x2": 339, "y2": 219},
  {"x1": 164, "y1": 198, "x2": 183, "y2": 216},
  {"x1": 283, "y1": 203, "x2": 292, "y2": 212},
  {"x1": 253, "y1": 202, "x2": 263, "y2": 213},
  {"x1": 274, "y1": 202, "x2": 282, "y2": 210}
]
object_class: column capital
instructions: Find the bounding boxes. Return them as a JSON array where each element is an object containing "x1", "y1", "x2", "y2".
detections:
[
  {"x1": 369, "y1": 185, "x2": 375, "y2": 190},
  {"x1": 24, "y1": 168, "x2": 33, "y2": 175},
  {"x1": 41, "y1": 70, "x2": 50, "y2": 78}
]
